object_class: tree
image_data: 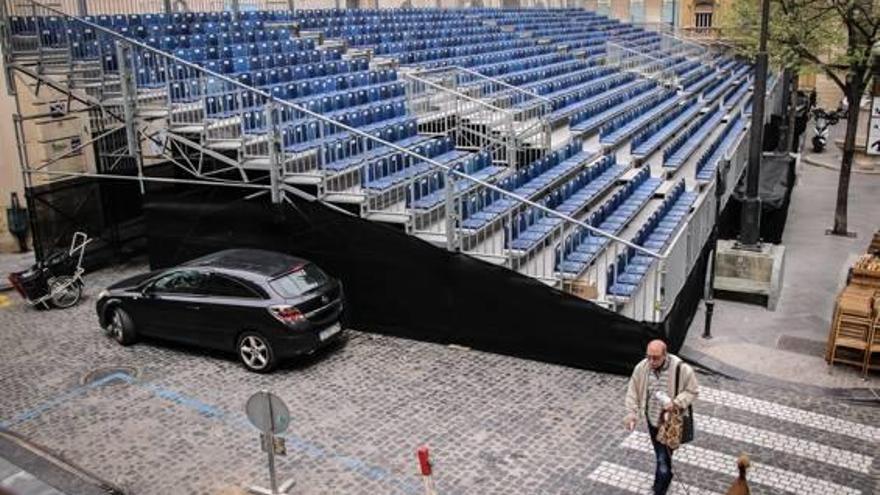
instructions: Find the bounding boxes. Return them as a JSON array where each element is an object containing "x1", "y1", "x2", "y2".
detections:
[
  {"x1": 720, "y1": 0, "x2": 876, "y2": 236},
  {"x1": 726, "y1": 0, "x2": 839, "y2": 151}
]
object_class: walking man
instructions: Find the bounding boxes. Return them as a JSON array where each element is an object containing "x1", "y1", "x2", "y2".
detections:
[{"x1": 624, "y1": 339, "x2": 699, "y2": 495}]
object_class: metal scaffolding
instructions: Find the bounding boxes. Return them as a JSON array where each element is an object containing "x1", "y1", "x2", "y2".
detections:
[{"x1": 0, "y1": 0, "x2": 774, "y2": 322}]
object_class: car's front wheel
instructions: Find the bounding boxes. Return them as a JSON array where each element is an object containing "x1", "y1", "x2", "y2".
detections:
[
  {"x1": 105, "y1": 306, "x2": 137, "y2": 346},
  {"x1": 237, "y1": 332, "x2": 276, "y2": 373}
]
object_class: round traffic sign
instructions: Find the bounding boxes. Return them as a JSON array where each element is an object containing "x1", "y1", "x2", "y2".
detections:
[{"x1": 245, "y1": 390, "x2": 290, "y2": 434}]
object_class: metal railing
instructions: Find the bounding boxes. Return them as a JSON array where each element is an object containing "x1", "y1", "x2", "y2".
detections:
[
  {"x1": 657, "y1": 32, "x2": 707, "y2": 59},
  {"x1": 403, "y1": 65, "x2": 551, "y2": 167},
  {"x1": 605, "y1": 42, "x2": 679, "y2": 85}
]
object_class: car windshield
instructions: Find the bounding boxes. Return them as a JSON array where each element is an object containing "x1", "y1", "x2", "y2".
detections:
[{"x1": 268, "y1": 264, "x2": 328, "y2": 298}]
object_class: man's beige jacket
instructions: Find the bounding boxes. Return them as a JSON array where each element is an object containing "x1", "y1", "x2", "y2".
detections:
[{"x1": 624, "y1": 354, "x2": 699, "y2": 425}]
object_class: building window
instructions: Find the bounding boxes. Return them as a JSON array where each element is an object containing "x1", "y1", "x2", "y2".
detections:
[
  {"x1": 661, "y1": 0, "x2": 675, "y2": 25},
  {"x1": 694, "y1": 0, "x2": 714, "y2": 30},
  {"x1": 630, "y1": 0, "x2": 645, "y2": 23},
  {"x1": 695, "y1": 12, "x2": 712, "y2": 28}
]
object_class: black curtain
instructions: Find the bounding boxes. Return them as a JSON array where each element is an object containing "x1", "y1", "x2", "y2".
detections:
[{"x1": 145, "y1": 186, "x2": 666, "y2": 375}]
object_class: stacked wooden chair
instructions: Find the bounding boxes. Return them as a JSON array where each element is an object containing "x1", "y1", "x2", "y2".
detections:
[
  {"x1": 869, "y1": 230, "x2": 880, "y2": 255},
  {"x1": 827, "y1": 239, "x2": 880, "y2": 377},
  {"x1": 826, "y1": 286, "x2": 875, "y2": 376},
  {"x1": 866, "y1": 295, "x2": 880, "y2": 375}
]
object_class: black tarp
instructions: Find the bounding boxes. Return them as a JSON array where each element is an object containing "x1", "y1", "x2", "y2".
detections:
[
  {"x1": 719, "y1": 155, "x2": 796, "y2": 244},
  {"x1": 144, "y1": 185, "x2": 681, "y2": 375}
]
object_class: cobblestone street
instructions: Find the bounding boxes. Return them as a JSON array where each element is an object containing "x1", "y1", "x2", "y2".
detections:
[{"x1": 0, "y1": 262, "x2": 878, "y2": 495}]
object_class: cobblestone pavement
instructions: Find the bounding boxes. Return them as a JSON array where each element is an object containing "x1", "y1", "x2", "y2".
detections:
[{"x1": 0, "y1": 261, "x2": 878, "y2": 495}]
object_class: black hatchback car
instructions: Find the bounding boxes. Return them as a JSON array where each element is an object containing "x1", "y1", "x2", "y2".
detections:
[{"x1": 96, "y1": 249, "x2": 345, "y2": 372}]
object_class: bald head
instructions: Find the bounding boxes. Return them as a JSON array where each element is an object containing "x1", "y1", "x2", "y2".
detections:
[
  {"x1": 646, "y1": 339, "x2": 667, "y2": 369},
  {"x1": 647, "y1": 340, "x2": 667, "y2": 354}
]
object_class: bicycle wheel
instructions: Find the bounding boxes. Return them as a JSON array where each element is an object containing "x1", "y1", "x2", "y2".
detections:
[{"x1": 49, "y1": 276, "x2": 82, "y2": 309}]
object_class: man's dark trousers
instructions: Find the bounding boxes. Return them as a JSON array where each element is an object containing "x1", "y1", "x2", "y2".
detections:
[{"x1": 647, "y1": 422, "x2": 673, "y2": 494}]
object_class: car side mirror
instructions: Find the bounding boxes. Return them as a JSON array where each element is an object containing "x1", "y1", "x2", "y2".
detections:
[{"x1": 141, "y1": 285, "x2": 155, "y2": 297}]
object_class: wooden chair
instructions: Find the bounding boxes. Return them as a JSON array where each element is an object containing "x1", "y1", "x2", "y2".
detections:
[
  {"x1": 866, "y1": 298, "x2": 880, "y2": 376},
  {"x1": 828, "y1": 287, "x2": 875, "y2": 375}
]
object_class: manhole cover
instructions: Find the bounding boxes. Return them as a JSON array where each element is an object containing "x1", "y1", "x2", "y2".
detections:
[
  {"x1": 777, "y1": 335, "x2": 826, "y2": 358},
  {"x1": 81, "y1": 366, "x2": 139, "y2": 385}
]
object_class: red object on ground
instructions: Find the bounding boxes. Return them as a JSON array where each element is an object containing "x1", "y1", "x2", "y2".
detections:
[{"x1": 417, "y1": 446, "x2": 432, "y2": 476}]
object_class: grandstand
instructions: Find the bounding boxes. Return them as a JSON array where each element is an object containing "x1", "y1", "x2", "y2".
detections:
[{"x1": 1, "y1": 1, "x2": 783, "y2": 363}]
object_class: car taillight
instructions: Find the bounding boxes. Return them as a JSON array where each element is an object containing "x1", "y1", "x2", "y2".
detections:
[{"x1": 269, "y1": 305, "x2": 305, "y2": 325}]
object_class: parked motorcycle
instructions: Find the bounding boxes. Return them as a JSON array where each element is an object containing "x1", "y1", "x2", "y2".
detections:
[
  {"x1": 811, "y1": 107, "x2": 844, "y2": 153},
  {"x1": 813, "y1": 108, "x2": 840, "y2": 153}
]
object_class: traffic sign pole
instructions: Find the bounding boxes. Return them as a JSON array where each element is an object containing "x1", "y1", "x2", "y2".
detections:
[
  {"x1": 266, "y1": 391, "x2": 278, "y2": 494},
  {"x1": 245, "y1": 390, "x2": 294, "y2": 495}
]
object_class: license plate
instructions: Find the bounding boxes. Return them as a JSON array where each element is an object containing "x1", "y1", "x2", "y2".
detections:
[{"x1": 319, "y1": 323, "x2": 342, "y2": 341}]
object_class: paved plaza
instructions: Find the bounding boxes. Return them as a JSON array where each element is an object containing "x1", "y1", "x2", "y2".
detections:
[{"x1": 0, "y1": 261, "x2": 878, "y2": 494}]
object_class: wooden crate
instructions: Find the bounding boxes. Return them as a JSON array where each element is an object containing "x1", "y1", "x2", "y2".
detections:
[
  {"x1": 566, "y1": 280, "x2": 598, "y2": 301},
  {"x1": 870, "y1": 231, "x2": 880, "y2": 254},
  {"x1": 851, "y1": 254, "x2": 880, "y2": 289}
]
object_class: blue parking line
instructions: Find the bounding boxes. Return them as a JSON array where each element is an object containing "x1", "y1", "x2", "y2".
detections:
[
  {"x1": 0, "y1": 371, "x2": 421, "y2": 494},
  {"x1": 0, "y1": 372, "x2": 132, "y2": 430}
]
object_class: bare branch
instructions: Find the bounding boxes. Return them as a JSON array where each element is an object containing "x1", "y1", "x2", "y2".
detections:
[{"x1": 794, "y1": 46, "x2": 846, "y2": 89}]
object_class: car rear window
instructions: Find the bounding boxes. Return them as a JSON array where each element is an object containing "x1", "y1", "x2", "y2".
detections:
[{"x1": 268, "y1": 264, "x2": 328, "y2": 298}]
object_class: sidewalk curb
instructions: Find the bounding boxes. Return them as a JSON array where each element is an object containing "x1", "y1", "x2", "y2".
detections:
[
  {"x1": 680, "y1": 345, "x2": 880, "y2": 404},
  {"x1": 0, "y1": 429, "x2": 126, "y2": 495},
  {"x1": 801, "y1": 154, "x2": 880, "y2": 175}
]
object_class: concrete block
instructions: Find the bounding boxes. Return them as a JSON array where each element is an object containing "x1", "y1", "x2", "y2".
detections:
[{"x1": 714, "y1": 239, "x2": 786, "y2": 310}]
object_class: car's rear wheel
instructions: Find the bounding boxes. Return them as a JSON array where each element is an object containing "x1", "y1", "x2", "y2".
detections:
[
  {"x1": 105, "y1": 306, "x2": 137, "y2": 346},
  {"x1": 237, "y1": 332, "x2": 276, "y2": 373}
]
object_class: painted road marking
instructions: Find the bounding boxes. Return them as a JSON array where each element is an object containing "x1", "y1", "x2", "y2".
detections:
[
  {"x1": 587, "y1": 461, "x2": 722, "y2": 495},
  {"x1": 622, "y1": 432, "x2": 861, "y2": 495},
  {"x1": 700, "y1": 387, "x2": 880, "y2": 442},
  {"x1": 697, "y1": 415, "x2": 873, "y2": 473},
  {"x1": 0, "y1": 372, "x2": 420, "y2": 495}
]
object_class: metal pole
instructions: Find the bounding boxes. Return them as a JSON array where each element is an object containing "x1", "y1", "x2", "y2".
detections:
[
  {"x1": 115, "y1": 42, "x2": 145, "y2": 194},
  {"x1": 265, "y1": 101, "x2": 282, "y2": 204},
  {"x1": 444, "y1": 170, "x2": 457, "y2": 251},
  {"x1": 777, "y1": 68, "x2": 792, "y2": 153},
  {"x1": 703, "y1": 162, "x2": 726, "y2": 339},
  {"x1": 265, "y1": 391, "x2": 279, "y2": 495},
  {"x1": 231, "y1": 0, "x2": 241, "y2": 21},
  {"x1": 163, "y1": 0, "x2": 173, "y2": 13},
  {"x1": 76, "y1": 0, "x2": 87, "y2": 16},
  {"x1": 739, "y1": 0, "x2": 770, "y2": 248}
]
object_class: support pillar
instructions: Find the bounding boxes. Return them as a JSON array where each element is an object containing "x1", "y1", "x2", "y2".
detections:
[{"x1": 739, "y1": 0, "x2": 770, "y2": 248}]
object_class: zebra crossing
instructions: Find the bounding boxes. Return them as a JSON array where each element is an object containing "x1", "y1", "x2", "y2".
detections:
[
  {"x1": 588, "y1": 461, "x2": 722, "y2": 495},
  {"x1": 586, "y1": 386, "x2": 877, "y2": 494}
]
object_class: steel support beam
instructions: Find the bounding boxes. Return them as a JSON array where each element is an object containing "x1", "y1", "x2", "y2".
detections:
[
  {"x1": 739, "y1": 0, "x2": 770, "y2": 247},
  {"x1": 115, "y1": 42, "x2": 146, "y2": 194}
]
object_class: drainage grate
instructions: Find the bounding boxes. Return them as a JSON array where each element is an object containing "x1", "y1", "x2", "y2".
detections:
[
  {"x1": 81, "y1": 366, "x2": 138, "y2": 386},
  {"x1": 776, "y1": 335, "x2": 827, "y2": 358}
]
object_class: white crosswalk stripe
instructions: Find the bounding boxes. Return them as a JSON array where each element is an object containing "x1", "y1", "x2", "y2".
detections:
[
  {"x1": 696, "y1": 414, "x2": 873, "y2": 473},
  {"x1": 700, "y1": 387, "x2": 880, "y2": 442},
  {"x1": 621, "y1": 432, "x2": 862, "y2": 495},
  {"x1": 587, "y1": 461, "x2": 722, "y2": 495}
]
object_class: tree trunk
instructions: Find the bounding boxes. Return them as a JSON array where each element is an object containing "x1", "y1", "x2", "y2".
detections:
[
  {"x1": 785, "y1": 73, "x2": 800, "y2": 153},
  {"x1": 832, "y1": 76, "x2": 864, "y2": 235}
]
